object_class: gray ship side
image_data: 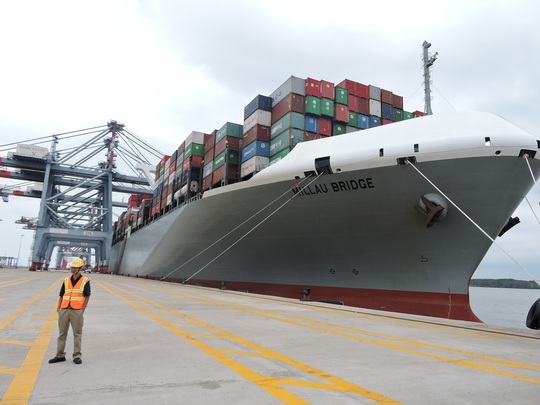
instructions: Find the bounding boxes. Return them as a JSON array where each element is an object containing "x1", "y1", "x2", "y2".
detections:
[{"x1": 110, "y1": 112, "x2": 540, "y2": 321}]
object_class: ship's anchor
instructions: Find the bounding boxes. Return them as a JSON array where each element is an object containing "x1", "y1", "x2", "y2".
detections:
[{"x1": 414, "y1": 193, "x2": 448, "y2": 228}]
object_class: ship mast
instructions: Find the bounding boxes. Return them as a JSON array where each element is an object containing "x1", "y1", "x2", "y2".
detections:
[{"x1": 422, "y1": 41, "x2": 438, "y2": 115}]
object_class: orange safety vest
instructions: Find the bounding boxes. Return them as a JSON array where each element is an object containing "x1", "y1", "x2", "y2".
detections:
[{"x1": 60, "y1": 276, "x2": 89, "y2": 309}]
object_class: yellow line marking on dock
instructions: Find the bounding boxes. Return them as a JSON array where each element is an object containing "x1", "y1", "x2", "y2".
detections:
[
  {"x1": 122, "y1": 279, "x2": 540, "y2": 385},
  {"x1": 0, "y1": 280, "x2": 59, "y2": 405},
  {"x1": 95, "y1": 279, "x2": 402, "y2": 405},
  {"x1": 8, "y1": 324, "x2": 40, "y2": 330},
  {"x1": 208, "y1": 296, "x2": 540, "y2": 384},
  {"x1": 0, "y1": 366, "x2": 18, "y2": 375},
  {"x1": 0, "y1": 279, "x2": 38, "y2": 289},
  {"x1": 0, "y1": 339, "x2": 33, "y2": 346},
  {"x1": 1, "y1": 304, "x2": 58, "y2": 404},
  {"x1": 0, "y1": 281, "x2": 57, "y2": 331}
]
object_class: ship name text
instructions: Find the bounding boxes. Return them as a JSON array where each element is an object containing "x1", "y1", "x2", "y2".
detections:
[{"x1": 292, "y1": 178, "x2": 374, "y2": 197}]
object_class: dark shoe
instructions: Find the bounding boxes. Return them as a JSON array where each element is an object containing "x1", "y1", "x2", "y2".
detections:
[
  {"x1": 73, "y1": 358, "x2": 82, "y2": 364},
  {"x1": 48, "y1": 356, "x2": 66, "y2": 364}
]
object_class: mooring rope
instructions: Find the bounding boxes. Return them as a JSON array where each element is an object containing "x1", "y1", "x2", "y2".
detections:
[
  {"x1": 523, "y1": 154, "x2": 540, "y2": 201},
  {"x1": 180, "y1": 171, "x2": 324, "y2": 284},
  {"x1": 525, "y1": 197, "x2": 540, "y2": 225},
  {"x1": 523, "y1": 154, "x2": 540, "y2": 228},
  {"x1": 405, "y1": 158, "x2": 540, "y2": 287},
  {"x1": 158, "y1": 172, "x2": 321, "y2": 282}
]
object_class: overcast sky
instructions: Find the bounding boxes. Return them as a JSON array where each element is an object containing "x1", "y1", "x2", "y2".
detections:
[{"x1": 1, "y1": 0, "x2": 539, "y2": 281}]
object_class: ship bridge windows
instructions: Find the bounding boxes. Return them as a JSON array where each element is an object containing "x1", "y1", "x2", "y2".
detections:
[{"x1": 485, "y1": 137, "x2": 491, "y2": 146}]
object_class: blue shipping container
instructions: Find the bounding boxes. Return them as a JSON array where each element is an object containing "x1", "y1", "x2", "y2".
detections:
[
  {"x1": 369, "y1": 116, "x2": 381, "y2": 127},
  {"x1": 381, "y1": 103, "x2": 393, "y2": 120},
  {"x1": 358, "y1": 114, "x2": 369, "y2": 129},
  {"x1": 244, "y1": 95, "x2": 273, "y2": 120},
  {"x1": 305, "y1": 116, "x2": 318, "y2": 133},
  {"x1": 242, "y1": 140, "x2": 270, "y2": 163}
]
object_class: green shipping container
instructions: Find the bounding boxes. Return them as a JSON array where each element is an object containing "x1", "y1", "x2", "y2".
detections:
[
  {"x1": 333, "y1": 123, "x2": 346, "y2": 136},
  {"x1": 216, "y1": 122, "x2": 243, "y2": 143},
  {"x1": 335, "y1": 87, "x2": 348, "y2": 105},
  {"x1": 348, "y1": 111, "x2": 358, "y2": 127},
  {"x1": 270, "y1": 147, "x2": 290, "y2": 164},
  {"x1": 270, "y1": 112, "x2": 305, "y2": 139},
  {"x1": 393, "y1": 108, "x2": 403, "y2": 121},
  {"x1": 320, "y1": 98, "x2": 334, "y2": 118},
  {"x1": 305, "y1": 95, "x2": 321, "y2": 116},
  {"x1": 403, "y1": 111, "x2": 414, "y2": 120},
  {"x1": 184, "y1": 143, "x2": 205, "y2": 160},
  {"x1": 270, "y1": 129, "x2": 304, "y2": 156},
  {"x1": 214, "y1": 150, "x2": 239, "y2": 169}
]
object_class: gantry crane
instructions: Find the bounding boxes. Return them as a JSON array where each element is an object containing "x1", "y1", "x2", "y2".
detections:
[{"x1": 0, "y1": 121, "x2": 162, "y2": 271}]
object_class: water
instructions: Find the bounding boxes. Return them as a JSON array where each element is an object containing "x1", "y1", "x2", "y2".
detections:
[{"x1": 469, "y1": 287, "x2": 540, "y2": 329}]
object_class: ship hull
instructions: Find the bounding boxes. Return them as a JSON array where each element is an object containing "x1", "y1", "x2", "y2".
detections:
[{"x1": 110, "y1": 113, "x2": 540, "y2": 322}]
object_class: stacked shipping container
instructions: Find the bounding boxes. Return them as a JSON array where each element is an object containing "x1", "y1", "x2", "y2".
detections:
[
  {"x1": 112, "y1": 74, "x2": 423, "y2": 240},
  {"x1": 240, "y1": 95, "x2": 272, "y2": 179}
]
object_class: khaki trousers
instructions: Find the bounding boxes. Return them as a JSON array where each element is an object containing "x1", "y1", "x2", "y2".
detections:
[{"x1": 56, "y1": 308, "x2": 84, "y2": 359}]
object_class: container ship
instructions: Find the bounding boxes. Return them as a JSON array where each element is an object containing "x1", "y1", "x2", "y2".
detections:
[{"x1": 109, "y1": 76, "x2": 540, "y2": 322}]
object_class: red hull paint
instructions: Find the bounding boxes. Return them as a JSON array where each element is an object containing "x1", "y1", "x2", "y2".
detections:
[{"x1": 141, "y1": 276, "x2": 481, "y2": 322}]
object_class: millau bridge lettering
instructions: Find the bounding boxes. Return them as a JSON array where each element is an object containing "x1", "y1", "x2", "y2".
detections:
[{"x1": 292, "y1": 178, "x2": 375, "y2": 196}]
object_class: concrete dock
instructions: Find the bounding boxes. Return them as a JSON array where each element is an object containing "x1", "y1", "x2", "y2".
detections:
[{"x1": 1, "y1": 269, "x2": 539, "y2": 404}]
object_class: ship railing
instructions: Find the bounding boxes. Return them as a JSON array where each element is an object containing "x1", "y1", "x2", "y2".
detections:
[{"x1": 185, "y1": 193, "x2": 202, "y2": 205}]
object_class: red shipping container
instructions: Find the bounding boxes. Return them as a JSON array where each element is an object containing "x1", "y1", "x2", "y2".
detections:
[
  {"x1": 381, "y1": 89, "x2": 393, "y2": 105},
  {"x1": 215, "y1": 135, "x2": 241, "y2": 156},
  {"x1": 358, "y1": 97, "x2": 369, "y2": 115},
  {"x1": 338, "y1": 79, "x2": 360, "y2": 96},
  {"x1": 191, "y1": 155, "x2": 203, "y2": 167},
  {"x1": 202, "y1": 174, "x2": 213, "y2": 191},
  {"x1": 182, "y1": 155, "x2": 203, "y2": 171},
  {"x1": 413, "y1": 110, "x2": 426, "y2": 117},
  {"x1": 204, "y1": 131, "x2": 216, "y2": 152},
  {"x1": 357, "y1": 83, "x2": 369, "y2": 99},
  {"x1": 318, "y1": 117, "x2": 332, "y2": 136},
  {"x1": 334, "y1": 104, "x2": 349, "y2": 123},
  {"x1": 348, "y1": 95, "x2": 359, "y2": 112},
  {"x1": 169, "y1": 160, "x2": 177, "y2": 175},
  {"x1": 271, "y1": 93, "x2": 305, "y2": 124},
  {"x1": 243, "y1": 124, "x2": 271, "y2": 145},
  {"x1": 212, "y1": 164, "x2": 238, "y2": 186},
  {"x1": 160, "y1": 155, "x2": 171, "y2": 166},
  {"x1": 382, "y1": 119, "x2": 393, "y2": 125},
  {"x1": 319, "y1": 80, "x2": 335, "y2": 99},
  {"x1": 204, "y1": 148, "x2": 214, "y2": 165},
  {"x1": 393, "y1": 94, "x2": 404, "y2": 110},
  {"x1": 305, "y1": 77, "x2": 321, "y2": 97}
]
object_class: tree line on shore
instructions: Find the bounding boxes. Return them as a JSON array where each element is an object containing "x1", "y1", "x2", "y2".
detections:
[{"x1": 471, "y1": 278, "x2": 540, "y2": 289}]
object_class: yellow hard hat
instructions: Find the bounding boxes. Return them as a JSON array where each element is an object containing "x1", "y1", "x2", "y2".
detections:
[{"x1": 70, "y1": 258, "x2": 85, "y2": 268}]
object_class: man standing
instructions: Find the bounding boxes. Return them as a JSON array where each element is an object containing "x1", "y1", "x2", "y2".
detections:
[{"x1": 49, "y1": 257, "x2": 91, "y2": 365}]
